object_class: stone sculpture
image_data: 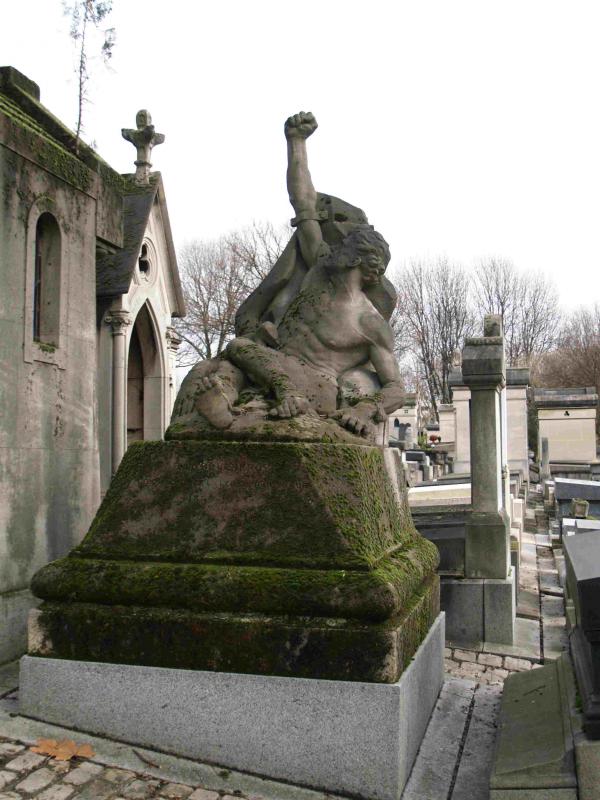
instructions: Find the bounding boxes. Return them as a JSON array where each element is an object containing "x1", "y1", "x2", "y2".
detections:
[
  {"x1": 28, "y1": 111, "x2": 439, "y2": 686},
  {"x1": 169, "y1": 111, "x2": 403, "y2": 445}
]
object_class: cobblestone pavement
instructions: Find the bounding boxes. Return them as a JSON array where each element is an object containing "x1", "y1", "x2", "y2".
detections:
[
  {"x1": 0, "y1": 483, "x2": 569, "y2": 800},
  {"x1": 0, "y1": 744, "x2": 235, "y2": 800}
]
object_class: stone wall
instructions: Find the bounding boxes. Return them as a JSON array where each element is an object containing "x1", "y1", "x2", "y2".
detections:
[{"x1": 0, "y1": 140, "x2": 101, "y2": 662}]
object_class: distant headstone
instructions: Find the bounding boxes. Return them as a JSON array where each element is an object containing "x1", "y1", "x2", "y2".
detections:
[{"x1": 572, "y1": 498, "x2": 590, "y2": 519}]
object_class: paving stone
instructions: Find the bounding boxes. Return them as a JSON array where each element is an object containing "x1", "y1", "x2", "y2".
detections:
[
  {"x1": 0, "y1": 775, "x2": 15, "y2": 791},
  {"x1": 62, "y1": 763, "x2": 103, "y2": 786},
  {"x1": 159, "y1": 784, "x2": 193, "y2": 799},
  {"x1": 504, "y1": 656, "x2": 532, "y2": 672},
  {"x1": 188, "y1": 791, "x2": 219, "y2": 800},
  {"x1": 16, "y1": 767, "x2": 54, "y2": 794},
  {"x1": 37, "y1": 786, "x2": 75, "y2": 800},
  {"x1": 4, "y1": 752, "x2": 46, "y2": 773},
  {"x1": 451, "y1": 685, "x2": 502, "y2": 799},
  {"x1": 75, "y1": 763, "x2": 104, "y2": 776},
  {"x1": 75, "y1": 779, "x2": 117, "y2": 800},
  {"x1": 103, "y1": 768, "x2": 136, "y2": 784},
  {"x1": 403, "y1": 678, "x2": 477, "y2": 800},
  {"x1": 122, "y1": 779, "x2": 160, "y2": 800},
  {"x1": 453, "y1": 649, "x2": 477, "y2": 663},
  {"x1": 477, "y1": 653, "x2": 502, "y2": 667},
  {"x1": 443, "y1": 658, "x2": 455, "y2": 672},
  {"x1": 489, "y1": 668, "x2": 509, "y2": 683},
  {"x1": 47, "y1": 762, "x2": 70, "y2": 775},
  {"x1": 443, "y1": 647, "x2": 452, "y2": 658},
  {"x1": 0, "y1": 745, "x2": 25, "y2": 758}
]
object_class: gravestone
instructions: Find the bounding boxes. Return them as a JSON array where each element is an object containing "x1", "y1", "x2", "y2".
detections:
[
  {"x1": 555, "y1": 478, "x2": 600, "y2": 534},
  {"x1": 506, "y1": 368, "x2": 530, "y2": 483},
  {"x1": 564, "y1": 532, "x2": 600, "y2": 738},
  {"x1": 438, "y1": 403, "x2": 455, "y2": 445},
  {"x1": 21, "y1": 111, "x2": 443, "y2": 800}
]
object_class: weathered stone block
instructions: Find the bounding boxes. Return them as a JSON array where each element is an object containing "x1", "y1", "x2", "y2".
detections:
[{"x1": 29, "y1": 440, "x2": 439, "y2": 683}]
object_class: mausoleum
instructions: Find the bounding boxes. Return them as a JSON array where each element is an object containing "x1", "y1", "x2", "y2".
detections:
[{"x1": 0, "y1": 66, "x2": 184, "y2": 663}]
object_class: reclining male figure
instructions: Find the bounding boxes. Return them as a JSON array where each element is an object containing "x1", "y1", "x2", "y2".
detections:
[{"x1": 173, "y1": 111, "x2": 404, "y2": 438}]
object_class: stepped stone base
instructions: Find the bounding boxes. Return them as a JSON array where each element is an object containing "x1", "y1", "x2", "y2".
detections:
[
  {"x1": 20, "y1": 613, "x2": 445, "y2": 800},
  {"x1": 29, "y1": 440, "x2": 440, "y2": 683}
]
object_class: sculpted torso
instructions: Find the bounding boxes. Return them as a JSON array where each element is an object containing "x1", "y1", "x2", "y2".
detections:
[
  {"x1": 278, "y1": 266, "x2": 385, "y2": 377},
  {"x1": 171, "y1": 112, "x2": 403, "y2": 440}
]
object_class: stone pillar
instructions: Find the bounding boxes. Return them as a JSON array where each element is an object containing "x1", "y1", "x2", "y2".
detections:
[
  {"x1": 541, "y1": 436, "x2": 550, "y2": 481},
  {"x1": 462, "y1": 315, "x2": 511, "y2": 580},
  {"x1": 106, "y1": 311, "x2": 132, "y2": 474},
  {"x1": 165, "y1": 326, "x2": 182, "y2": 417}
]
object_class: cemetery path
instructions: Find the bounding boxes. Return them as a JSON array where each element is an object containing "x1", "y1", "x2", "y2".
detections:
[{"x1": 0, "y1": 484, "x2": 569, "y2": 800}]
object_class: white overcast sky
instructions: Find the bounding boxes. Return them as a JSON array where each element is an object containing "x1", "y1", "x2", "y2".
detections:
[{"x1": 3, "y1": 1, "x2": 600, "y2": 309}]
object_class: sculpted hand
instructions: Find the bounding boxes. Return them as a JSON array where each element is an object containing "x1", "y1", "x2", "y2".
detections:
[
  {"x1": 284, "y1": 111, "x2": 318, "y2": 140},
  {"x1": 331, "y1": 402, "x2": 379, "y2": 438},
  {"x1": 268, "y1": 393, "x2": 309, "y2": 419}
]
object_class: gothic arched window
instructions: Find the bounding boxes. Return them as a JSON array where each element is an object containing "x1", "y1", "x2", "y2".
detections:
[{"x1": 33, "y1": 213, "x2": 61, "y2": 345}]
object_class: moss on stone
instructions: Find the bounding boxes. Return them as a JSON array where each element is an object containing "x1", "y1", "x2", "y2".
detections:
[
  {"x1": 32, "y1": 539, "x2": 435, "y2": 623},
  {"x1": 69, "y1": 440, "x2": 438, "y2": 572},
  {"x1": 29, "y1": 439, "x2": 440, "y2": 682},
  {"x1": 32, "y1": 574, "x2": 438, "y2": 682}
]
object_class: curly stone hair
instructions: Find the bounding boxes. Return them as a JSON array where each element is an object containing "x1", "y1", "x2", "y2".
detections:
[{"x1": 321, "y1": 224, "x2": 391, "y2": 270}]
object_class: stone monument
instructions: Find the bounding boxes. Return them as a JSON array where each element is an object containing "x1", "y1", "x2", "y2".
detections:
[{"x1": 21, "y1": 112, "x2": 443, "y2": 800}]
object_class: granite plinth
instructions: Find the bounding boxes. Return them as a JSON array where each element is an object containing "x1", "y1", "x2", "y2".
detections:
[{"x1": 20, "y1": 613, "x2": 445, "y2": 800}]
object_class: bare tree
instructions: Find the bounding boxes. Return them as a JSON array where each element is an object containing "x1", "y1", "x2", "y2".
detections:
[
  {"x1": 174, "y1": 221, "x2": 288, "y2": 368},
  {"x1": 227, "y1": 221, "x2": 289, "y2": 284},
  {"x1": 64, "y1": 0, "x2": 116, "y2": 148},
  {"x1": 474, "y1": 258, "x2": 559, "y2": 365},
  {"x1": 535, "y1": 305, "x2": 600, "y2": 389},
  {"x1": 392, "y1": 258, "x2": 475, "y2": 418},
  {"x1": 534, "y1": 304, "x2": 600, "y2": 434}
]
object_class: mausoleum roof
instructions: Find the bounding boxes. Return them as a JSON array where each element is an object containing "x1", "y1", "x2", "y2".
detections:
[
  {"x1": 1, "y1": 66, "x2": 185, "y2": 318},
  {"x1": 96, "y1": 172, "x2": 185, "y2": 317},
  {"x1": 534, "y1": 387, "x2": 598, "y2": 409}
]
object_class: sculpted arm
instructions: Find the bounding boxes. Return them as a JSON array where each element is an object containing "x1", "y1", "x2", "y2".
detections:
[
  {"x1": 332, "y1": 316, "x2": 404, "y2": 437},
  {"x1": 285, "y1": 112, "x2": 323, "y2": 268},
  {"x1": 368, "y1": 334, "x2": 405, "y2": 414}
]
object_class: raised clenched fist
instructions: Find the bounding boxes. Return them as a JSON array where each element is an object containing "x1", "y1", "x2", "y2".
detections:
[{"x1": 284, "y1": 111, "x2": 318, "y2": 140}]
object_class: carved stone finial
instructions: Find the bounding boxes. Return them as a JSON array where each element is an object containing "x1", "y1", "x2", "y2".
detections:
[{"x1": 121, "y1": 110, "x2": 165, "y2": 185}]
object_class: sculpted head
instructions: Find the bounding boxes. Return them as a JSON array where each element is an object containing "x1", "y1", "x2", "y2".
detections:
[{"x1": 322, "y1": 225, "x2": 391, "y2": 287}]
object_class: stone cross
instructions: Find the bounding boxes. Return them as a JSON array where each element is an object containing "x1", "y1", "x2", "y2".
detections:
[{"x1": 121, "y1": 110, "x2": 165, "y2": 185}]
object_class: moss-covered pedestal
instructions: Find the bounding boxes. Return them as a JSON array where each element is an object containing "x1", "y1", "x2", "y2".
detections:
[{"x1": 29, "y1": 439, "x2": 439, "y2": 683}]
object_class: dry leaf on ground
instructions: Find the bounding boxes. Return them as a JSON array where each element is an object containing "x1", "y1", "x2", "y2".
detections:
[{"x1": 31, "y1": 738, "x2": 95, "y2": 761}]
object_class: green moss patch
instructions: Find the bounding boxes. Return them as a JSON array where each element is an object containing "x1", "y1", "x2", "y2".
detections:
[
  {"x1": 32, "y1": 574, "x2": 438, "y2": 682},
  {"x1": 32, "y1": 538, "x2": 436, "y2": 623},
  {"x1": 71, "y1": 440, "x2": 438, "y2": 571}
]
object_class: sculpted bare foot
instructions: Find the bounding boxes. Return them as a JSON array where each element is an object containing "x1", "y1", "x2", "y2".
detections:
[
  {"x1": 268, "y1": 393, "x2": 309, "y2": 419},
  {"x1": 194, "y1": 374, "x2": 237, "y2": 429}
]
